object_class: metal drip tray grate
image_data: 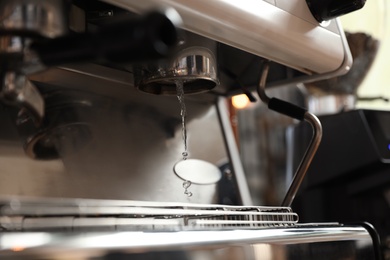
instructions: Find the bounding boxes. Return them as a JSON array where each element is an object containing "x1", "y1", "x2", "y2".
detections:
[{"x1": 0, "y1": 198, "x2": 298, "y2": 231}]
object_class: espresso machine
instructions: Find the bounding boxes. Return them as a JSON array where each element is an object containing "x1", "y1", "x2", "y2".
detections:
[{"x1": 0, "y1": 0, "x2": 382, "y2": 259}]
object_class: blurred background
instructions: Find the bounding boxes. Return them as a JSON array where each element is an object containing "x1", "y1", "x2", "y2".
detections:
[
  {"x1": 233, "y1": 0, "x2": 389, "y2": 207},
  {"x1": 231, "y1": 0, "x2": 390, "y2": 257},
  {"x1": 343, "y1": 0, "x2": 389, "y2": 111}
]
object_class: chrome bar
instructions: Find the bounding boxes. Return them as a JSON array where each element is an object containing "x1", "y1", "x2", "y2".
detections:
[
  {"x1": 0, "y1": 197, "x2": 298, "y2": 231},
  {"x1": 281, "y1": 112, "x2": 322, "y2": 207},
  {"x1": 257, "y1": 62, "x2": 271, "y2": 104},
  {"x1": 257, "y1": 62, "x2": 323, "y2": 207},
  {"x1": 0, "y1": 225, "x2": 375, "y2": 259}
]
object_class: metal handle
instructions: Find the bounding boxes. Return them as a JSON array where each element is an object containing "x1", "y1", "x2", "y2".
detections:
[
  {"x1": 281, "y1": 112, "x2": 322, "y2": 207},
  {"x1": 257, "y1": 62, "x2": 323, "y2": 207}
]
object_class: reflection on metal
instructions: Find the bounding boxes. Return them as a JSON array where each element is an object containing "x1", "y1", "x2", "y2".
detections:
[
  {"x1": 1, "y1": 72, "x2": 44, "y2": 125},
  {"x1": 0, "y1": 0, "x2": 68, "y2": 127},
  {"x1": 135, "y1": 32, "x2": 219, "y2": 95},
  {"x1": 24, "y1": 122, "x2": 92, "y2": 160},
  {"x1": 0, "y1": 95, "x2": 241, "y2": 204},
  {"x1": 0, "y1": 197, "x2": 298, "y2": 231},
  {"x1": 217, "y1": 98, "x2": 253, "y2": 205},
  {"x1": 0, "y1": 197, "x2": 380, "y2": 259},
  {"x1": 102, "y1": 0, "x2": 352, "y2": 79},
  {"x1": 174, "y1": 159, "x2": 222, "y2": 184},
  {"x1": 0, "y1": 0, "x2": 68, "y2": 74},
  {"x1": 0, "y1": 0, "x2": 68, "y2": 38},
  {"x1": 19, "y1": 90, "x2": 94, "y2": 160},
  {"x1": 0, "y1": 225, "x2": 377, "y2": 259}
]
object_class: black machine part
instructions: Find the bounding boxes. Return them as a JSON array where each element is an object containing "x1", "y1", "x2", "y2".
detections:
[
  {"x1": 290, "y1": 109, "x2": 390, "y2": 251},
  {"x1": 306, "y1": 0, "x2": 366, "y2": 22}
]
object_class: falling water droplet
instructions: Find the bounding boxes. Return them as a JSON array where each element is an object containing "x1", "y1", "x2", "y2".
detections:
[
  {"x1": 176, "y1": 80, "x2": 194, "y2": 197},
  {"x1": 182, "y1": 180, "x2": 192, "y2": 197},
  {"x1": 183, "y1": 180, "x2": 191, "y2": 189}
]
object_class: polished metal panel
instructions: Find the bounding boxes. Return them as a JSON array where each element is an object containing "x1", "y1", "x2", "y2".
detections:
[
  {"x1": 0, "y1": 225, "x2": 377, "y2": 259},
  {"x1": 102, "y1": 0, "x2": 352, "y2": 80},
  {"x1": 1, "y1": 72, "x2": 44, "y2": 124},
  {"x1": 0, "y1": 90, "x2": 248, "y2": 204},
  {"x1": 0, "y1": 62, "x2": 251, "y2": 205},
  {"x1": 0, "y1": 106, "x2": 221, "y2": 203}
]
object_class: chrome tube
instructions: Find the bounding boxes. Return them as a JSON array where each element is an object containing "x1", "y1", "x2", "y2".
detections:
[
  {"x1": 257, "y1": 62, "x2": 323, "y2": 207},
  {"x1": 0, "y1": 225, "x2": 377, "y2": 259},
  {"x1": 281, "y1": 112, "x2": 322, "y2": 207}
]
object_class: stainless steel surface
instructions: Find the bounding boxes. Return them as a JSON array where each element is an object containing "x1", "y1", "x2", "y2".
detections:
[
  {"x1": 1, "y1": 72, "x2": 44, "y2": 124},
  {"x1": 217, "y1": 98, "x2": 253, "y2": 205},
  {"x1": 20, "y1": 90, "x2": 94, "y2": 160},
  {"x1": 0, "y1": 0, "x2": 68, "y2": 127},
  {"x1": 0, "y1": 0, "x2": 68, "y2": 74},
  {"x1": 21, "y1": 63, "x2": 248, "y2": 203},
  {"x1": 0, "y1": 2, "x2": 378, "y2": 258},
  {"x1": 1, "y1": 61, "x2": 251, "y2": 204},
  {"x1": 0, "y1": 198, "x2": 380, "y2": 259},
  {"x1": 0, "y1": 225, "x2": 377, "y2": 259},
  {"x1": 2, "y1": 0, "x2": 353, "y2": 97},
  {"x1": 0, "y1": 0, "x2": 247, "y2": 202},
  {"x1": 0, "y1": 96, "x2": 242, "y2": 204},
  {"x1": 102, "y1": 0, "x2": 352, "y2": 80},
  {"x1": 0, "y1": 197, "x2": 298, "y2": 231},
  {"x1": 135, "y1": 32, "x2": 219, "y2": 94}
]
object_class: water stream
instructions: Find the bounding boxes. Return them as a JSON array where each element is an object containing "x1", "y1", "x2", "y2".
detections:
[
  {"x1": 175, "y1": 80, "x2": 188, "y2": 160},
  {"x1": 175, "y1": 80, "x2": 192, "y2": 197}
]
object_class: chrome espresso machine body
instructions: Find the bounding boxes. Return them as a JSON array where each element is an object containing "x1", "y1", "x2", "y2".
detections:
[{"x1": 0, "y1": 0, "x2": 382, "y2": 259}]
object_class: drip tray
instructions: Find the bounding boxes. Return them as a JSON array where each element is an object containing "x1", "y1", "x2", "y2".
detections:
[
  {"x1": 0, "y1": 197, "x2": 380, "y2": 260},
  {"x1": 0, "y1": 197, "x2": 298, "y2": 231}
]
